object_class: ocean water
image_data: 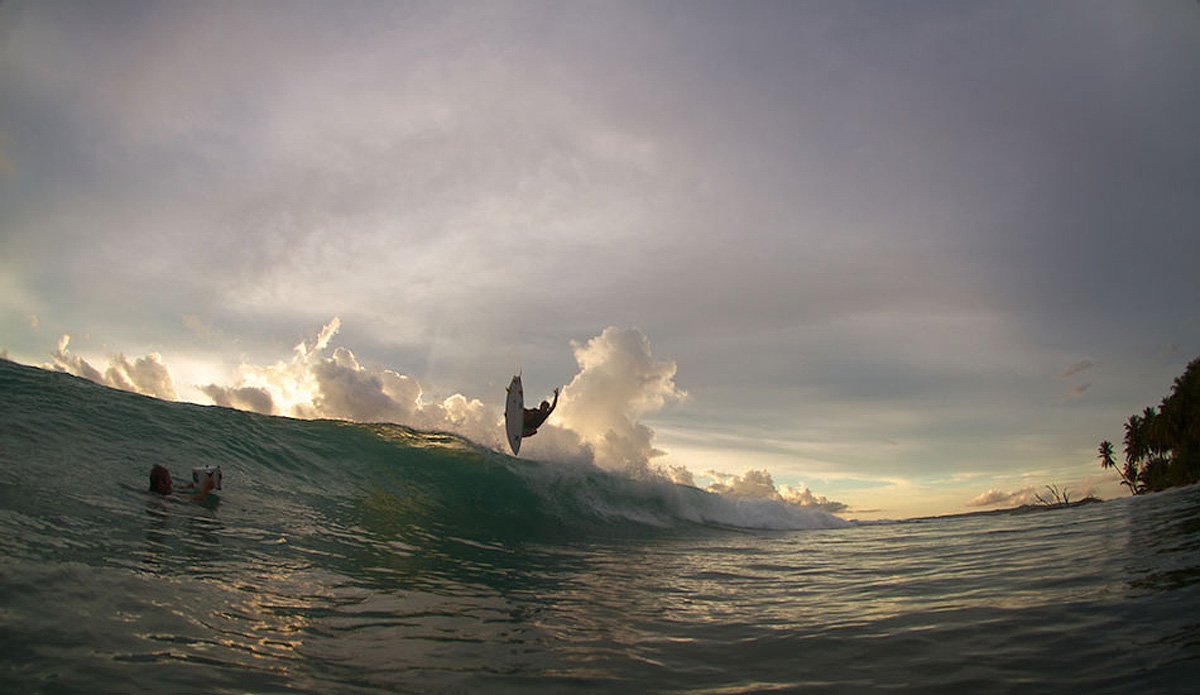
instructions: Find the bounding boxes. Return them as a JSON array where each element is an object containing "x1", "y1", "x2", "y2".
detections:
[{"x1": 1, "y1": 359, "x2": 1197, "y2": 694}]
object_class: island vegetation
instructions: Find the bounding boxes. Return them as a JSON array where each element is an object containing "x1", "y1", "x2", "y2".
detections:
[
  {"x1": 1098, "y1": 357, "x2": 1200, "y2": 494},
  {"x1": 1032, "y1": 483, "x2": 1100, "y2": 509}
]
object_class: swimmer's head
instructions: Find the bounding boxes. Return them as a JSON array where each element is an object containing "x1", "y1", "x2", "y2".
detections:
[{"x1": 149, "y1": 465, "x2": 172, "y2": 495}]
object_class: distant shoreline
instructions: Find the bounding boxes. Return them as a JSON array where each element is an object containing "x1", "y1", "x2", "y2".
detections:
[{"x1": 904, "y1": 496, "x2": 1106, "y2": 523}]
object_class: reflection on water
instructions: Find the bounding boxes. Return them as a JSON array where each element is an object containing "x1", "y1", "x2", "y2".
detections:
[
  {"x1": 129, "y1": 484, "x2": 1200, "y2": 692},
  {"x1": 4, "y1": 473, "x2": 1200, "y2": 693},
  {"x1": 1126, "y1": 485, "x2": 1200, "y2": 595},
  {"x1": 142, "y1": 497, "x2": 225, "y2": 573}
]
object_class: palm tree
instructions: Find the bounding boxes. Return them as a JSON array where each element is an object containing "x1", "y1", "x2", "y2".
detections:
[
  {"x1": 1121, "y1": 459, "x2": 1142, "y2": 494},
  {"x1": 1100, "y1": 356, "x2": 1200, "y2": 494},
  {"x1": 1141, "y1": 406, "x2": 1165, "y2": 457},
  {"x1": 1124, "y1": 413, "x2": 1146, "y2": 467}
]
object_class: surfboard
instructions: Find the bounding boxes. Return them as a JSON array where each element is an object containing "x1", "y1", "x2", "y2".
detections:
[{"x1": 504, "y1": 375, "x2": 524, "y2": 455}]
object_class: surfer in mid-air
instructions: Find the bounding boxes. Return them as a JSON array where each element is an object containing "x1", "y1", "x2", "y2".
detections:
[
  {"x1": 522, "y1": 387, "x2": 559, "y2": 438},
  {"x1": 504, "y1": 376, "x2": 558, "y2": 455}
]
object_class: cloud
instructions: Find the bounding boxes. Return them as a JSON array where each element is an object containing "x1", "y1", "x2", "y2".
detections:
[
  {"x1": 1054, "y1": 381, "x2": 1092, "y2": 405},
  {"x1": 182, "y1": 315, "x2": 222, "y2": 343},
  {"x1": 705, "y1": 468, "x2": 848, "y2": 514},
  {"x1": 190, "y1": 321, "x2": 691, "y2": 475},
  {"x1": 1054, "y1": 359, "x2": 1095, "y2": 403},
  {"x1": 1058, "y1": 360, "x2": 1098, "y2": 379},
  {"x1": 965, "y1": 486, "x2": 1036, "y2": 508},
  {"x1": 706, "y1": 468, "x2": 777, "y2": 500},
  {"x1": 548, "y1": 326, "x2": 687, "y2": 474},
  {"x1": 193, "y1": 318, "x2": 504, "y2": 446},
  {"x1": 199, "y1": 384, "x2": 273, "y2": 415},
  {"x1": 45, "y1": 335, "x2": 178, "y2": 401}
]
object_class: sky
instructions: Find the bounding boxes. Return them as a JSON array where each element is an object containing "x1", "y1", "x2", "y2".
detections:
[{"x1": 2, "y1": 0, "x2": 1199, "y2": 520}]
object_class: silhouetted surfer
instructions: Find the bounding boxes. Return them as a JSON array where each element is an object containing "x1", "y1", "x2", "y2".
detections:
[{"x1": 522, "y1": 387, "x2": 559, "y2": 437}]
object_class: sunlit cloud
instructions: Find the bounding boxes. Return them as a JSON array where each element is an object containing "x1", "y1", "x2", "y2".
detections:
[
  {"x1": 193, "y1": 320, "x2": 693, "y2": 475},
  {"x1": 46, "y1": 335, "x2": 177, "y2": 401},
  {"x1": 548, "y1": 326, "x2": 687, "y2": 474},
  {"x1": 965, "y1": 486, "x2": 1037, "y2": 508},
  {"x1": 199, "y1": 383, "x2": 273, "y2": 415},
  {"x1": 705, "y1": 468, "x2": 847, "y2": 514}
]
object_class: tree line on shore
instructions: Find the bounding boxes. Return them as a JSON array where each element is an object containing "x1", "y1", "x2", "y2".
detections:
[{"x1": 1098, "y1": 357, "x2": 1200, "y2": 494}]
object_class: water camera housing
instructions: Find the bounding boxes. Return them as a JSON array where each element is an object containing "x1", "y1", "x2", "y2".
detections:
[{"x1": 192, "y1": 465, "x2": 222, "y2": 491}]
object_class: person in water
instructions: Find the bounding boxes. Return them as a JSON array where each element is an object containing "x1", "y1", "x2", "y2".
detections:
[
  {"x1": 149, "y1": 465, "x2": 215, "y2": 502},
  {"x1": 522, "y1": 387, "x2": 559, "y2": 437}
]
